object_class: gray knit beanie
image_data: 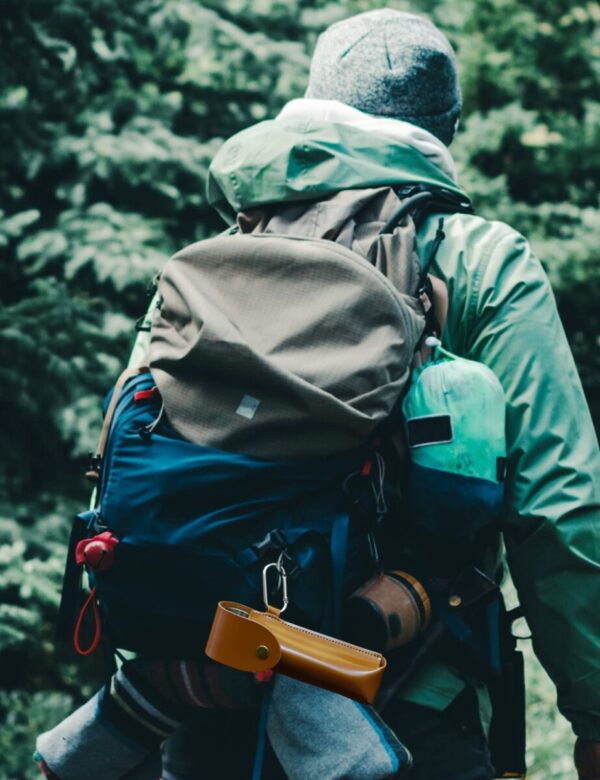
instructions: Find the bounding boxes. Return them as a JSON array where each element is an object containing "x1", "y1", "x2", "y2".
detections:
[{"x1": 305, "y1": 9, "x2": 462, "y2": 146}]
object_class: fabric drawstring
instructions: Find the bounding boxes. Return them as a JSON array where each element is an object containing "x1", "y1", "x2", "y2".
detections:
[{"x1": 418, "y1": 217, "x2": 446, "y2": 288}]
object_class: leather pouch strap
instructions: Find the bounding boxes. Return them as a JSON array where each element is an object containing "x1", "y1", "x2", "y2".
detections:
[{"x1": 205, "y1": 601, "x2": 281, "y2": 673}]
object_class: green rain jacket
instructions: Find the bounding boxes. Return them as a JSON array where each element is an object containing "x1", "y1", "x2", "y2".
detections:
[{"x1": 205, "y1": 112, "x2": 600, "y2": 741}]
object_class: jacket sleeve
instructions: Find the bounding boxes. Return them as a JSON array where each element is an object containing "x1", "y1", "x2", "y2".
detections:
[{"x1": 453, "y1": 224, "x2": 600, "y2": 740}]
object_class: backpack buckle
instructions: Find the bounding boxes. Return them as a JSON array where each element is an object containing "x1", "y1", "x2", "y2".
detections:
[
  {"x1": 251, "y1": 529, "x2": 288, "y2": 560},
  {"x1": 85, "y1": 453, "x2": 102, "y2": 483}
]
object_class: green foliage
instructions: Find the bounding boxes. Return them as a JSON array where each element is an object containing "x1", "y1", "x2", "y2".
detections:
[
  {"x1": 524, "y1": 641, "x2": 576, "y2": 780},
  {"x1": 0, "y1": 691, "x2": 74, "y2": 780},
  {"x1": 0, "y1": 499, "x2": 77, "y2": 680},
  {"x1": 0, "y1": 498, "x2": 101, "y2": 776},
  {"x1": 502, "y1": 577, "x2": 577, "y2": 779},
  {"x1": 1, "y1": 0, "x2": 598, "y2": 776},
  {"x1": 0, "y1": 276, "x2": 129, "y2": 494}
]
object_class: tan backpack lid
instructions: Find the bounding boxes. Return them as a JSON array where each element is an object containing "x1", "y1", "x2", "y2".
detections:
[{"x1": 150, "y1": 232, "x2": 424, "y2": 460}]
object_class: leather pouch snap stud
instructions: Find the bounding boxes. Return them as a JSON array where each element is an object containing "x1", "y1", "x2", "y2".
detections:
[{"x1": 256, "y1": 645, "x2": 270, "y2": 659}]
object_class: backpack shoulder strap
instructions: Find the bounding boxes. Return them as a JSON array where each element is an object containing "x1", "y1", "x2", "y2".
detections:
[
  {"x1": 378, "y1": 185, "x2": 473, "y2": 238},
  {"x1": 429, "y1": 275, "x2": 449, "y2": 335},
  {"x1": 382, "y1": 186, "x2": 471, "y2": 340}
]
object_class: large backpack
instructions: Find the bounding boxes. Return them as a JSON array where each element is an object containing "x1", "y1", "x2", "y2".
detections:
[{"x1": 59, "y1": 185, "x2": 472, "y2": 658}]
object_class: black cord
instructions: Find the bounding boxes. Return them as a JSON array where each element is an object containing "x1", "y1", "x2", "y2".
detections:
[
  {"x1": 379, "y1": 191, "x2": 434, "y2": 235},
  {"x1": 417, "y1": 217, "x2": 446, "y2": 291}
]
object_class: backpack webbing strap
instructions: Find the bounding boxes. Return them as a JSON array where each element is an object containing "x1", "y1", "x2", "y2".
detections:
[
  {"x1": 251, "y1": 678, "x2": 275, "y2": 780},
  {"x1": 378, "y1": 189, "x2": 454, "y2": 341},
  {"x1": 412, "y1": 272, "x2": 450, "y2": 369},
  {"x1": 330, "y1": 511, "x2": 350, "y2": 637},
  {"x1": 56, "y1": 514, "x2": 89, "y2": 641},
  {"x1": 86, "y1": 365, "x2": 149, "y2": 483},
  {"x1": 415, "y1": 216, "x2": 447, "y2": 339},
  {"x1": 429, "y1": 276, "x2": 449, "y2": 335}
]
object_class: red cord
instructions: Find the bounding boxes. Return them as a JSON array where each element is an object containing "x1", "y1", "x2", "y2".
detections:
[{"x1": 73, "y1": 586, "x2": 102, "y2": 656}]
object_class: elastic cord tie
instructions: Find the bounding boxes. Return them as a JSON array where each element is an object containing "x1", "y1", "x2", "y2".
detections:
[{"x1": 73, "y1": 586, "x2": 102, "y2": 656}]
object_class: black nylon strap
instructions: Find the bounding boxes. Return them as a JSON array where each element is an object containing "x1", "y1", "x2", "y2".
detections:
[{"x1": 56, "y1": 515, "x2": 87, "y2": 641}]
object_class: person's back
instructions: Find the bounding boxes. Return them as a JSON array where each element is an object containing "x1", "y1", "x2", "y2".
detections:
[{"x1": 167, "y1": 9, "x2": 600, "y2": 779}]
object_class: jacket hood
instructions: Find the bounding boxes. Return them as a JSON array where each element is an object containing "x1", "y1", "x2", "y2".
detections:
[{"x1": 207, "y1": 99, "x2": 468, "y2": 223}]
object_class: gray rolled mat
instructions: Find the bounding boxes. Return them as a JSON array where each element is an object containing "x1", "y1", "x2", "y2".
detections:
[
  {"x1": 35, "y1": 692, "x2": 153, "y2": 780},
  {"x1": 267, "y1": 676, "x2": 412, "y2": 780}
]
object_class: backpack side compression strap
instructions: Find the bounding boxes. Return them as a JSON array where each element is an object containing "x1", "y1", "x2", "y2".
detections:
[
  {"x1": 85, "y1": 365, "x2": 149, "y2": 483},
  {"x1": 55, "y1": 514, "x2": 89, "y2": 641}
]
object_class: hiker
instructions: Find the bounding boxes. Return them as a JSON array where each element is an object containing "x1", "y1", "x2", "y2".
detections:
[
  {"x1": 36, "y1": 9, "x2": 600, "y2": 780},
  {"x1": 159, "y1": 8, "x2": 600, "y2": 779}
]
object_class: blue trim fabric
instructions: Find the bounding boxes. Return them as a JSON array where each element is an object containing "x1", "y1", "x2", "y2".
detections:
[
  {"x1": 252, "y1": 683, "x2": 275, "y2": 780},
  {"x1": 409, "y1": 462, "x2": 504, "y2": 537},
  {"x1": 353, "y1": 701, "x2": 406, "y2": 774}
]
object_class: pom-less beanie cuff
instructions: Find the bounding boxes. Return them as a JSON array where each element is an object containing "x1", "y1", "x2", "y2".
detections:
[
  {"x1": 396, "y1": 106, "x2": 461, "y2": 147},
  {"x1": 306, "y1": 9, "x2": 462, "y2": 145}
]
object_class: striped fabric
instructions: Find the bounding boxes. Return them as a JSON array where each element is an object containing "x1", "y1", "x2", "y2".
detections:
[
  {"x1": 99, "y1": 658, "x2": 257, "y2": 749},
  {"x1": 36, "y1": 659, "x2": 258, "y2": 780}
]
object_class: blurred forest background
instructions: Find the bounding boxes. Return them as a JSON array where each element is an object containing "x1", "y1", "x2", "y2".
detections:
[{"x1": 1, "y1": 0, "x2": 599, "y2": 777}]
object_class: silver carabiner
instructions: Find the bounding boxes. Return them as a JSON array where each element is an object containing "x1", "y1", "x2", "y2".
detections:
[{"x1": 262, "y1": 561, "x2": 289, "y2": 614}]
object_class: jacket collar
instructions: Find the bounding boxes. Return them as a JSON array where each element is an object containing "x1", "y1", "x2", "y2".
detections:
[{"x1": 277, "y1": 98, "x2": 458, "y2": 184}]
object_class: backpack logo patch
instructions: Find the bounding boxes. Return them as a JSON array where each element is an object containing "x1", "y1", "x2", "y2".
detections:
[{"x1": 236, "y1": 395, "x2": 261, "y2": 420}]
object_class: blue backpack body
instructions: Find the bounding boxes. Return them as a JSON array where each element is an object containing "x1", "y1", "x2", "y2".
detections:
[{"x1": 71, "y1": 370, "x2": 374, "y2": 656}]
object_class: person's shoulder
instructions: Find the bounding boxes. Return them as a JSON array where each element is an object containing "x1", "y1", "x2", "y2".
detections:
[
  {"x1": 434, "y1": 211, "x2": 537, "y2": 289},
  {"x1": 442, "y1": 211, "x2": 525, "y2": 255},
  {"x1": 420, "y1": 209, "x2": 531, "y2": 275},
  {"x1": 421, "y1": 209, "x2": 548, "y2": 321}
]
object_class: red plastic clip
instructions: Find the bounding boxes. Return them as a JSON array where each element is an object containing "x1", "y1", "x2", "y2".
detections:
[
  {"x1": 75, "y1": 531, "x2": 119, "y2": 572},
  {"x1": 134, "y1": 386, "x2": 159, "y2": 403},
  {"x1": 255, "y1": 670, "x2": 274, "y2": 684},
  {"x1": 361, "y1": 459, "x2": 373, "y2": 478}
]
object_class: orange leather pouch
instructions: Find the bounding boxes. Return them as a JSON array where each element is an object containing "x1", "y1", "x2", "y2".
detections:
[{"x1": 205, "y1": 601, "x2": 386, "y2": 705}]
